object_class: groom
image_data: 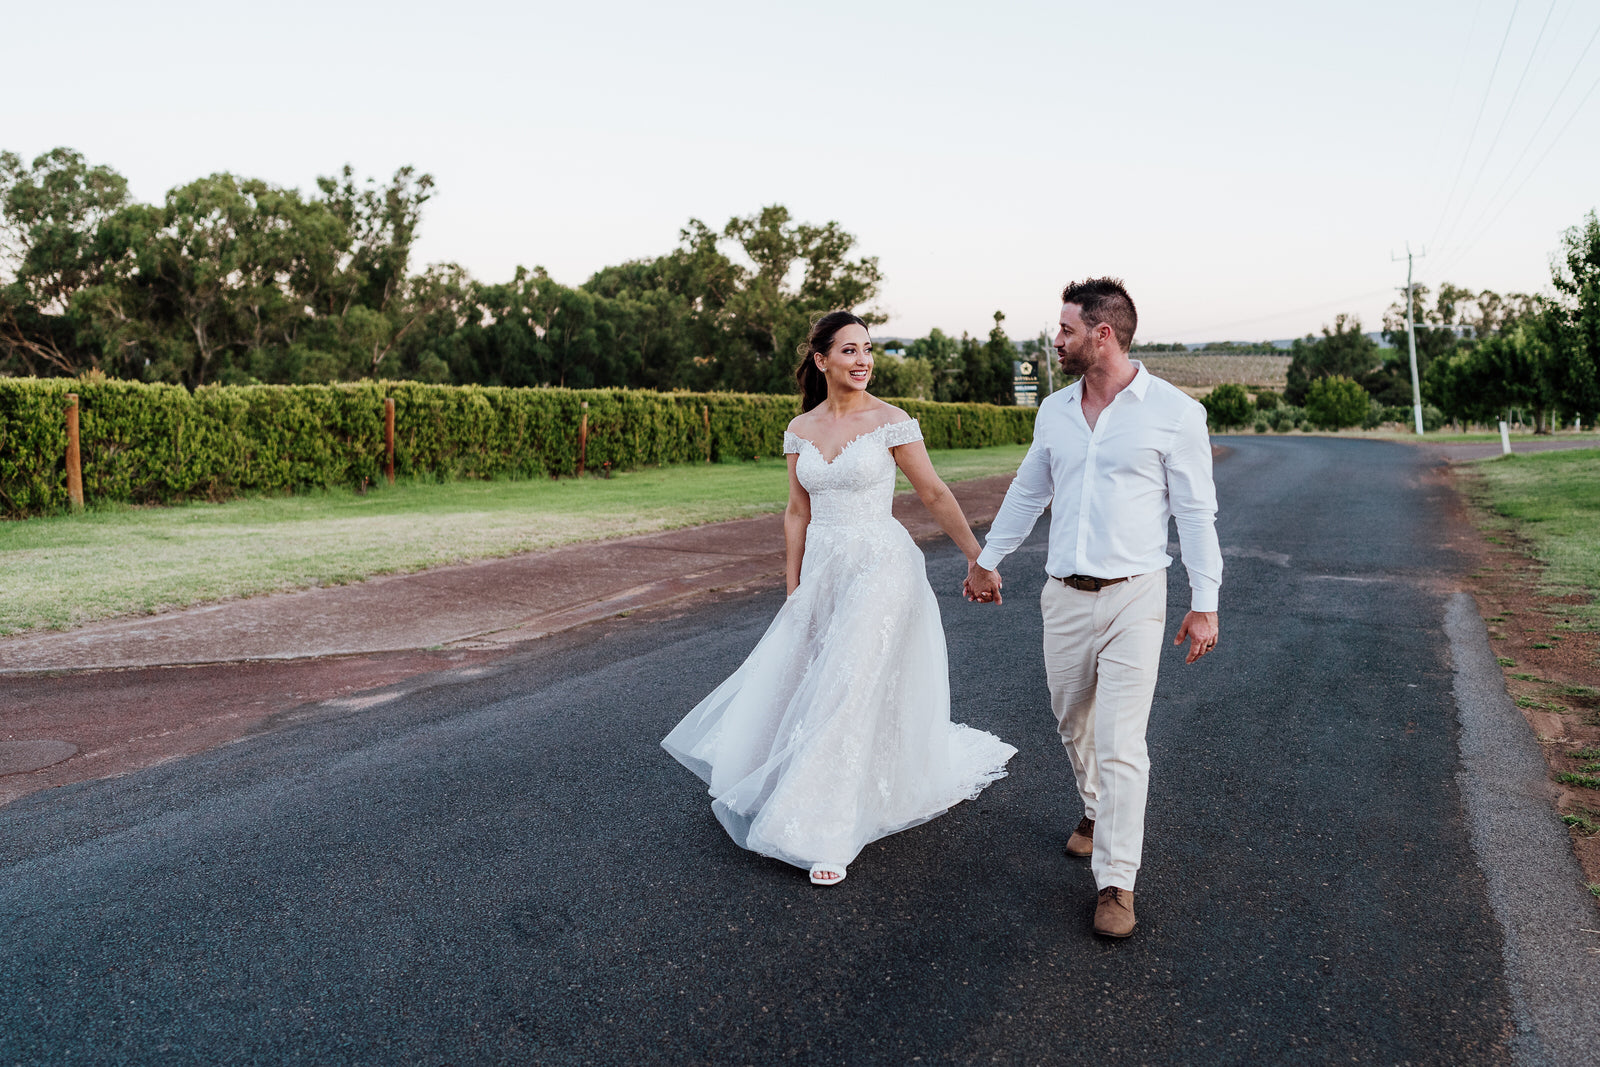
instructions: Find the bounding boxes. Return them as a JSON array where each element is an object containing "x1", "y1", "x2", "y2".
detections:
[{"x1": 964, "y1": 277, "x2": 1222, "y2": 939}]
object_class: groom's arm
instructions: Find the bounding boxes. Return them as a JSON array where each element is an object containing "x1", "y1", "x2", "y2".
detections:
[
  {"x1": 965, "y1": 440, "x2": 1053, "y2": 603},
  {"x1": 1165, "y1": 401, "x2": 1223, "y2": 662},
  {"x1": 1164, "y1": 402, "x2": 1222, "y2": 613}
]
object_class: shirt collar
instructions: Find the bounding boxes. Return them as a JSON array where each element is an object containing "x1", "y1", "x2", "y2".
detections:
[
  {"x1": 1125, "y1": 360, "x2": 1152, "y2": 400},
  {"x1": 1063, "y1": 359, "x2": 1151, "y2": 404}
]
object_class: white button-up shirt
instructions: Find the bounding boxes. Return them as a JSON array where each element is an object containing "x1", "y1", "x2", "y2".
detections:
[{"x1": 976, "y1": 361, "x2": 1223, "y2": 612}]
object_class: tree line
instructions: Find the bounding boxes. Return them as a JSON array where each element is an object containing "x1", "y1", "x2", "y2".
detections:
[
  {"x1": 0, "y1": 148, "x2": 1023, "y2": 404},
  {"x1": 1281, "y1": 213, "x2": 1600, "y2": 430}
]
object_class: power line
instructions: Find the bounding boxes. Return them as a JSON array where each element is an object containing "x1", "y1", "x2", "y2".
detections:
[
  {"x1": 1433, "y1": 63, "x2": 1600, "y2": 276},
  {"x1": 1415, "y1": 0, "x2": 1487, "y2": 222},
  {"x1": 1432, "y1": 0, "x2": 1560, "y2": 254},
  {"x1": 1432, "y1": 11, "x2": 1600, "y2": 274},
  {"x1": 1427, "y1": 0, "x2": 1524, "y2": 251}
]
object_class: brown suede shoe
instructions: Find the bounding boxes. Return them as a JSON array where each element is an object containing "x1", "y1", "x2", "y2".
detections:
[
  {"x1": 1064, "y1": 816, "x2": 1094, "y2": 858},
  {"x1": 1093, "y1": 886, "x2": 1136, "y2": 938}
]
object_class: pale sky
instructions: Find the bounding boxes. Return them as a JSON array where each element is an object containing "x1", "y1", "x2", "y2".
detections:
[{"x1": 7, "y1": 0, "x2": 1599, "y2": 344}]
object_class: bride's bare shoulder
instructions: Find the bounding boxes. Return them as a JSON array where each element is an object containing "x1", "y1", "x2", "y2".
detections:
[
  {"x1": 786, "y1": 411, "x2": 819, "y2": 435},
  {"x1": 874, "y1": 401, "x2": 912, "y2": 427}
]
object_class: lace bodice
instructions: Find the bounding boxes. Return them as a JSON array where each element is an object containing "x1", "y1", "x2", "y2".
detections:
[{"x1": 784, "y1": 420, "x2": 923, "y2": 527}]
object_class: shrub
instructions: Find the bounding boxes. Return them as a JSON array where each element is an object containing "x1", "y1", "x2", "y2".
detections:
[
  {"x1": 1376, "y1": 403, "x2": 1447, "y2": 432},
  {"x1": 1254, "y1": 389, "x2": 1282, "y2": 411},
  {"x1": 1304, "y1": 376, "x2": 1369, "y2": 430},
  {"x1": 1253, "y1": 417, "x2": 1270, "y2": 433},
  {"x1": 1201, "y1": 383, "x2": 1254, "y2": 431},
  {"x1": 0, "y1": 378, "x2": 1036, "y2": 517}
]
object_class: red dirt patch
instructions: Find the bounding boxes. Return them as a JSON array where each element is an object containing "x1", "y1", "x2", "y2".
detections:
[{"x1": 1449, "y1": 466, "x2": 1600, "y2": 905}]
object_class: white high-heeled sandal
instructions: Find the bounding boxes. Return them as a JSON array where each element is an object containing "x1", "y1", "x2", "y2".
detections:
[{"x1": 809, "y1": 863, "x2": 847, "y2": 886}]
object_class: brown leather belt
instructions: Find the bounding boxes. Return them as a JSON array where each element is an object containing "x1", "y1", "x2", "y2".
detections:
[{"x1": 1058, "y1": 574, "x2": 1131, "y2": 592}]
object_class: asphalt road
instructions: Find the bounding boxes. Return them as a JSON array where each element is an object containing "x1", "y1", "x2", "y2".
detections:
[{"x1": 0, "y1": 437, "x2": 1555, "y2": 1064}]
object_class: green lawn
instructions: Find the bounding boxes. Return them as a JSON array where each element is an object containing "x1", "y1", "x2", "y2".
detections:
[
  {"x1": 1368, "y1": 429, "x2": 1599, "y2": 444},
  {"x1": 1239, "y1": 428, "x2": 1600, "y2": 444},
  {"x1": 0, "y1": 444, "x2": 1028, "y2": 635},
  {"x1": 1467, "y1": 447, "x2": 1600, "y2": 628}
]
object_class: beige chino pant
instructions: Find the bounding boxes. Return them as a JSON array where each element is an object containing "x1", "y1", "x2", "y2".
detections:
[{"x1": 1040, "y1": 568, "x2": 1168, "y2": 892}]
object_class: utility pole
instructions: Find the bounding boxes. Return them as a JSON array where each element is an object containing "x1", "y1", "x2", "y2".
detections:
[
  {"x1": 1392, "y1": 244, "x2": 1426, "y2": 435},
  {"x1": 1042, "y1": 324, "x2": 1054, "y2": 396}
]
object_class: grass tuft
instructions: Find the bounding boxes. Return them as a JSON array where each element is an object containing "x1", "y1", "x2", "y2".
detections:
[
  {"x1": 1555, "y1": 771, "x2": 1600, "y2": 790},
  {"x1": 1563, "y1": 812, "x2": 1600, "y2": 836}
]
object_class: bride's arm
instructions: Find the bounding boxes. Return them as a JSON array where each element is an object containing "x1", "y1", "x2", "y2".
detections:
[
  {"x1": 892, "y1": 440, "x2": 982, "y2": 563},
  {"x1": 784, "y1": 454, "x2": 810, "y2": 596}
]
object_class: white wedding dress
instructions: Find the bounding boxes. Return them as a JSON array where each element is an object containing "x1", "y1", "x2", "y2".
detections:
[{"x1": 662, "y1": 418, "x2": 1016, "y2": 870}]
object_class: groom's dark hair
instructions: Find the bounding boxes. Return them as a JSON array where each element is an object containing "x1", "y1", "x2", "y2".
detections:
[{"x1": 1061, "y1": 277, "x2": 1137, "y2": 351}]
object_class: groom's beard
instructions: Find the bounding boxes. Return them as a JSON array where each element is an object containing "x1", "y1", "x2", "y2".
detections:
[{"x1": 1056, "y1": 336, "x2": 1094, "y2": 376}]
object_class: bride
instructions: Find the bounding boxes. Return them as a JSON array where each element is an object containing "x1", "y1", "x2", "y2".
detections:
[{"x1": 662, "y1": 311, "x2": 1016, "y2": 886}]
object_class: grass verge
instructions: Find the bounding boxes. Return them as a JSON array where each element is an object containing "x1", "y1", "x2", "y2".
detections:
[
  {"x1": 0, "y1": 444, "x2": 1028, "y2": 635},
  {"x1": 1464, "y1": 448, "x2": 1600, "y2": 629},
  {"x1": 1358, "y1": 430, "x2": 1598, "y2": 444}
]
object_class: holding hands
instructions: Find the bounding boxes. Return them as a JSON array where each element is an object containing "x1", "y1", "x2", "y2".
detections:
[{"x1": 964, "y1": 560, "x2": 1003, "y2": 605}]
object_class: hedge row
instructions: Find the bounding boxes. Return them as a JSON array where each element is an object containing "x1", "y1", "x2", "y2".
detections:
[{"x1": 0, "y1": 379, "x2": 1036, "y2": 518}]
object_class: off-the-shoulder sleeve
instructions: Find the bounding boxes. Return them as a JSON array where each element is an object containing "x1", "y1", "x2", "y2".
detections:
[
  {"x1": 783, "y1": 430, "x2": 804, "y2": 455},
  {"x1": 882, "y1": 418, "x2": 923, "y2": 448}
]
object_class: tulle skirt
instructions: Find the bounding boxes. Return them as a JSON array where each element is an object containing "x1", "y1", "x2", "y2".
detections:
[{"x1": 662, "y1": 518, "x2": 1016, "y2": 869}]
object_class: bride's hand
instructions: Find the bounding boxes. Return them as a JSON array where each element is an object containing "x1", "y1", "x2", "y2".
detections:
[{"x1": 964, "y1": 563, "x2": 1002, "y2": 605}]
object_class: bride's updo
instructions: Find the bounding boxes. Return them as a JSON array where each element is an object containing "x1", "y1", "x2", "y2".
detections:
[{"x1": 796, "y1": 310, "x2": 870, "y2": 412}]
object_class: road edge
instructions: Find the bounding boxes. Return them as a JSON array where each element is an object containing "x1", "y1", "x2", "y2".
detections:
[{"x1": 1446, "y1": 591, "x2": 1600, "y2": 1067}]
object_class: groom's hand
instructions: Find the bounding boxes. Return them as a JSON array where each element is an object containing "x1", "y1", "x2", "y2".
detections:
[
  {"x1": 1175, "y1": 610, "x2": 1219, "y2": 664},
  {"x1": 964, "y1": 561, "x2": 1002, "y2": 605}
]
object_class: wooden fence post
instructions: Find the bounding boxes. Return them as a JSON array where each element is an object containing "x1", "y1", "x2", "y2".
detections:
[
  {"x1": 65, "y1": 393, "x2": 84, "y2": 512},
  {"x1": 578, "y1": 401, "x2": 588, "y2": 477},
  {"x1": 703, "y1": 404, "x2": 711, "y2": 463},
  {"x1": 383, "y1": 398, "x2": 396, "y2": 485}
]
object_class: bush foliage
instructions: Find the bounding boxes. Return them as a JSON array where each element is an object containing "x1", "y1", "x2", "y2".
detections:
[
  {"x1": 1200, "y1": 383, "x2": 1254, "y2": 431},
  {"x1": 1304, "y1": 376, "x2": 1370, "y2": 430},
  {"x1": 0, "y1": 378, "x2": 1035, "y2": 518}
]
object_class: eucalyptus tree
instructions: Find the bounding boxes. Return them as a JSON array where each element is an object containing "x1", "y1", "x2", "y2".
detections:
[
  {"x1": 908, "y1": 328, "x2": 962, "y2": 402},
  {"x1": 86, "y1": 173, "x2": 349, "y2": 385},
  {"x1": 0, "y1": 148, "x2": 130, "y2": 375},
  {"x1": 704, "y1": 204, "x2": 885, "y2": 393},
  {"x1": 1545, "y1": 209, "x2": 1600, "y2": 425},
  {"x1": 1284, "y1": 314, "x2": 1380, "y2": 405}
]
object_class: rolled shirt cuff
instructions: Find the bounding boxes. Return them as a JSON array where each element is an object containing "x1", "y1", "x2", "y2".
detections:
[
  {"x1": 975, "y1": 546, "x2": 1006, "y2": 572},
  {"x1": 1189, "y1": 590, "x2": 1219, "y2": 613}
]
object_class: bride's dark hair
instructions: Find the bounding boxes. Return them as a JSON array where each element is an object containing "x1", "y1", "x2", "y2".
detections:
[{"x1": 796, "y1": 311, "x2": 870, "y2": 412}]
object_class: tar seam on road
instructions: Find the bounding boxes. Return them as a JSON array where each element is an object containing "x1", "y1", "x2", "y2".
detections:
[{"x1": 1446, "y1": 592, "x2": 1600, "y2": 1067}]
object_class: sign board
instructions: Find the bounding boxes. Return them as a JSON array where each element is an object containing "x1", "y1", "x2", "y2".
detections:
[{"x1": 1013, "y1": 360, "x2": 1039, "y2": 408}]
